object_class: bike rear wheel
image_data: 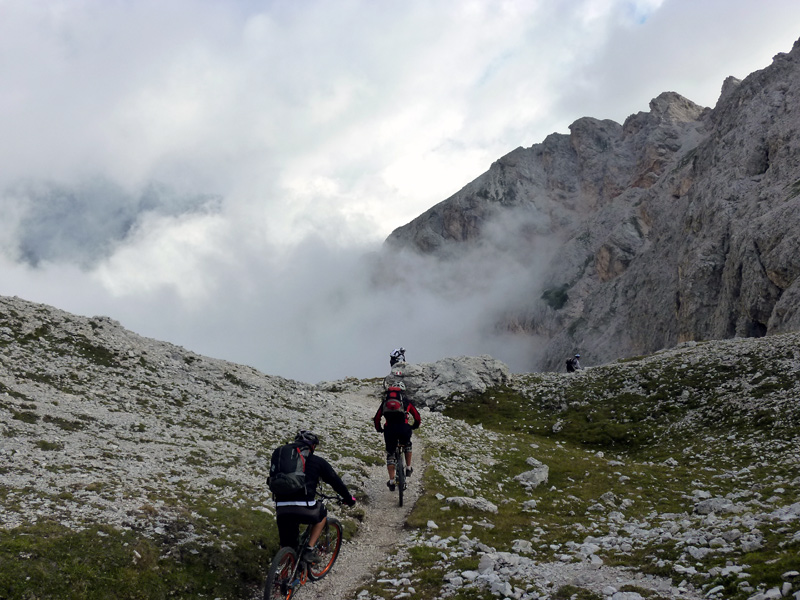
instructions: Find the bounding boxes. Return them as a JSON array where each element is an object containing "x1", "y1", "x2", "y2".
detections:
[
  {"x1": 307, "y1": 517, "x2": 343, "y2": 580},
  {"x1": 264, "y1": 547, "x2": 298, "y2": 600},
  {"x1": 396, "y1": 449, "x2": 406, "y2": 507}
]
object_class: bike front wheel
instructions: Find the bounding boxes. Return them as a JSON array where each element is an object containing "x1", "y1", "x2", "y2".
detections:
[
  {"x1": 264, "y1": 546, "x2": 298, "y2": 600},
  {"x1": 307, "y1": 517, "x2": 343, "y2": 581},
  {"x1": 397, "y1": 451, "x2": 406, "y2": 507}
]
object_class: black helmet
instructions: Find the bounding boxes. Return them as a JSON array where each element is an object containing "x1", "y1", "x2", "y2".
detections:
[{"x1": 295, "y1": 430, "x2": 319, "y2": 447}]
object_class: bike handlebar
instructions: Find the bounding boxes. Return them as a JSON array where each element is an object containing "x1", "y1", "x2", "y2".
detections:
[{"x1": 316, "y1": 491, "x2": 355, "y2": 506}]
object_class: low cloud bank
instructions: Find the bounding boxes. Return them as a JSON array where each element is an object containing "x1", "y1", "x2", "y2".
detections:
[{"x1": 0, "y1": 190, "x2": 551, "y2": 382}]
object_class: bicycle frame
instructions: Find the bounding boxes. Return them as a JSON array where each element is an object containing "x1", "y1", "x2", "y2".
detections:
[{"x1": 264, "y1": 492, "x2": 344, "y2": 600}]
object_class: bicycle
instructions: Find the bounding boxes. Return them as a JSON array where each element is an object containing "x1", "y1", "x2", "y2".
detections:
[
  {"x1": 263, "y1": 492, "x2": 344, "y2": 600},
  {"x1": 393, "y1": 442, "x2": 410, "y2": 507}
]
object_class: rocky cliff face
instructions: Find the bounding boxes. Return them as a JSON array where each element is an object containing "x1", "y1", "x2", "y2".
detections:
[{"x1": 385, "y1": 38, "x2": 800, "y2": 372}]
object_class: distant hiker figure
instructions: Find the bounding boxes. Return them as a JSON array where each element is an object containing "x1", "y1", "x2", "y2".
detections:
[
  {"x1": 566, "y1": 354, "x2": 582, "y2": 372},
  {"x1": 389, "y1": 347, "x2": 406, "y2": 367}
]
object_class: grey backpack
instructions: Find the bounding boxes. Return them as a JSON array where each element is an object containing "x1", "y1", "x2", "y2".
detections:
[{"x1": 268, "y1": 443, "x2": 308, "y2": 496}]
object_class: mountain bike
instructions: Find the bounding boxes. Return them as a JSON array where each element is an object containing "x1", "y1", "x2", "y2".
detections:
[
  {"x1": 263, "y1": 492, "x2": 344, "y2": 600},
  {"x1": 394, "y1": 443, "x2": 409, "y2": 507}
]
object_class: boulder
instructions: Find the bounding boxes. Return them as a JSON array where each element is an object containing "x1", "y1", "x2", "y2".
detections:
[
  {"x1": 514, "y1": 458, "x2": 549, "y2": 489},
  {"x1": 446, "y1": 496, "x2": 499, "y2": 514},
  {"x1": 392, "y1": 355, "x2": 510, "y2": 409}
]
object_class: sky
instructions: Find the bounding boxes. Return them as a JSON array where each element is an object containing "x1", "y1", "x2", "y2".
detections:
[{"x1": 1, "y1": 0, "x2": 799, "y2": 382}]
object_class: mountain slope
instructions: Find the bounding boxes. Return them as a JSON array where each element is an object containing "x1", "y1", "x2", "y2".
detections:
[
  {"x1": 2, "y1": 294, "x2": 800, "y2": 600},
  {"x1": 385, "y1": 37, "x2": 800, "y2": 373}
]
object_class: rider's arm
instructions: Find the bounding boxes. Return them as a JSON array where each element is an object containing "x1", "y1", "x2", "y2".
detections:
[
  {"x1": 407, "y1": 402, "x2": 421, "y2": 429},
  {"x1": 315, "y1": 456, "x2": 353, "y2": 501},
  {"x1": 373, "y1": 406, "x2": 384, "y2": 432}
]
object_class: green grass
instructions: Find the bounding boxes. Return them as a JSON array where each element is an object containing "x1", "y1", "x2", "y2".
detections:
[
  {"x1": 389, "y1": 343, "x2": 800, "y2": 600},
  {"x1": 0, "y1": 518, "x2": 274, "y2": 600}
]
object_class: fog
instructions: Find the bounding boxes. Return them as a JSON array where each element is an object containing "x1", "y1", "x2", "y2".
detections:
[{"x1": 1, "y1": 0, "x2": 799, "y2": 381}]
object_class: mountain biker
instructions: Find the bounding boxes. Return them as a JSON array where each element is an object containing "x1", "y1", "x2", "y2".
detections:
[
  {"x1": 270, "y1": 430, "x2": 356, "y2": 564},
  {"x1": 389, "y1": 347, "x2": 406, "y2": 367},
  {"x1": 373, "y1": 382, "x2": 421, "y2": 491}
]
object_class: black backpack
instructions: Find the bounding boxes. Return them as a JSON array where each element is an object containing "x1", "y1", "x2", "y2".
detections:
[
  {"x1": 268, "y1": 443, "x2": 309, "y2": 496},
  {"x1": 566, "y1": 358, "x2": 575, "y2": 373}
]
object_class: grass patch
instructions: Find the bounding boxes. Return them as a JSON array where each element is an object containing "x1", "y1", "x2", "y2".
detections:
[
  {"x1": 0, "y1": 519, "x2": 274, "y2": 599},
  {"x1": 553, "y1": 585, "x2": 603, "y2": 600},
  {"x1": 34, "y1": 440, "x2": 64, "y2": 451},
  {"x1": 12, "y1": 410, "x2": 39, "y2": 424}
]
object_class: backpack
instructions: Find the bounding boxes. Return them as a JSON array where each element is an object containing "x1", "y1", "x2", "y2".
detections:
[
  {"x1": 382, "y1": 387, "x2": 406, "y2": 417},
  {"x1": 566, "y1": 358, "x2": 575, "y2": 373},
  {"x1": 268, "y1": 443, "x2": 309, "y2": 496}
]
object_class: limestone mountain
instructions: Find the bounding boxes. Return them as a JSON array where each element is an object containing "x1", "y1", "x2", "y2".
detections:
[{"x1": 385, "y1": 37, "x2": 800, "y2": 373}]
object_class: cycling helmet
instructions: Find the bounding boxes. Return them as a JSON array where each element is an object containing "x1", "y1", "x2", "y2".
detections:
[
  {"x1": 575, "y1": 354, "x2": 580, "y2": 358},
  {"x1": 295, "y1": 430, "x2": 319, "y2": 447},
  {"x1": 400, "y1": 347, "x2": 405, "y2": 353}
]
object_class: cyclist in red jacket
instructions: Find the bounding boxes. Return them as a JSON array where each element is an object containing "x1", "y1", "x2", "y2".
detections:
[{"x1": 374, "y1": 382, "x2": 421, "y2": 491}]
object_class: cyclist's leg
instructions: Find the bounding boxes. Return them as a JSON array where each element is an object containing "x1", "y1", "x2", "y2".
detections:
[
  {"x1": 275, "y1": 510, "x2": 301, "y2": 549},
  {"x1": 278, "y1": 503, "x2": 326, "y2": 549},
  {"x1": 308, "y1": 517, "x2": 327, "y2": 548},
  {"x1": 384, "y1": 428, "x2": 399, "y2": 482},
  {"x1": 303, "y1": 501, "x2": 328, "y2": 548},
  {"x1": 400, "y1": 425, "x2": 413, "y2": 473}
]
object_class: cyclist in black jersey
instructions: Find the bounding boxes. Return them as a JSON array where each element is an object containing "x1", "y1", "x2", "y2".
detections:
[{"x1": 271, "y1": 431, "x2": 356, "y2": 564}]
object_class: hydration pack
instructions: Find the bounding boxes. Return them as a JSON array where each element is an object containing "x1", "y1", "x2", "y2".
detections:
[
  {"x1": 382, "y1": 386, "x2": 406, "y2": 417},
  {"x1": 268, "y1": 443, "x2": 309, "y2": 496},
  {"x1": 566, "y1": 358, "x2": 575, "y2": 373}
]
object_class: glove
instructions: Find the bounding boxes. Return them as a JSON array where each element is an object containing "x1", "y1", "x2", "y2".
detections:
[
  {"x1": 376, "y1": 427, "x2": 383, "y2": 433},
  {"x1": 344, "y1": 495, "x2": 356, "y2": 507}
]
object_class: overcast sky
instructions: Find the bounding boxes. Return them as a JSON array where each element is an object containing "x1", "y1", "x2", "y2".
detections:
[{"x1": 1, "y1": 0, "x2": 798, "y2": 382}]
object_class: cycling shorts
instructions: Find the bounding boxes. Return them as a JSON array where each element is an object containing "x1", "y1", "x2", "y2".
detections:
[
  {"x1": 275, "y1": 500, "x2": 327, "y2": 548},
  {"x1": 383, "y1": 422, "x2": 413, "y2": 462}
]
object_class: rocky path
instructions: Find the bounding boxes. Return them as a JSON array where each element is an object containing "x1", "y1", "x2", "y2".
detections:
[
  {"x1": 257, "y1": 388, "x2": 425, "y2": 600},
  {"x1": 302, "y1": 442, "x2": 425, "y2": 600}
]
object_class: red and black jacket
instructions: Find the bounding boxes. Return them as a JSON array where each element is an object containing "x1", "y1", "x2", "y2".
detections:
[{"x1": 374, "y1": 395, "x2": 421, "y2": 432}]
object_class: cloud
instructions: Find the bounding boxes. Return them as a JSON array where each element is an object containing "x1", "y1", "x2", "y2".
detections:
[
  {"x1": 556, "y1": 0, "x2": 800, "y2": 123},
  {"x1": 1, "y1": 0, "x2": 799, "y2": 381},
  {"x1": 1, "y1": 179, "x2": 220, "y2": 268}
]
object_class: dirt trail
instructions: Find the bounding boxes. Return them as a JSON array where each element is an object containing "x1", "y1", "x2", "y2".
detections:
[
  {"x1": 302, "y1": 442, "x2": 425, "y2": 600},
  {"x1": 260, "y1": 388, "x2": 425, "y2": 600}
]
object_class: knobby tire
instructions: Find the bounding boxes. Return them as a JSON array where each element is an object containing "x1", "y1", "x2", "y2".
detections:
[
  {"x1": 264, "y1": 546, "x2": 298, "y2": 600},
  {"x1": 397, "y1": 449, "x2": 406, "y2": 507},
  {"x1": 307, "y1": 517, "x2": 343, "y2": 580}
]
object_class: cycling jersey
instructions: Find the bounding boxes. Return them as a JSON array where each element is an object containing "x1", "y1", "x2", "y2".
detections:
[{"x1": 374, "y1": 396, "x2": 421, "y2": 431}]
